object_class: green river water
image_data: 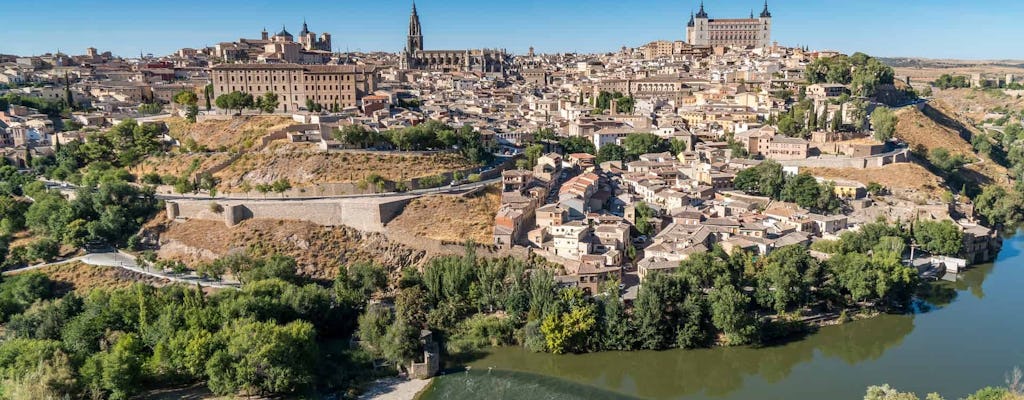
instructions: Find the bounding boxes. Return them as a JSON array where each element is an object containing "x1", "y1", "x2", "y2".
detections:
[{"x1": 420, "y1": 233, "x2": 1024, "y2": 400}]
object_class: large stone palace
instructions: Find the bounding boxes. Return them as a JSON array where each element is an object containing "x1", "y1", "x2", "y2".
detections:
[
  {"x1": 686, "y1": 1, "x2": 772, "y2": 48},
  {"x1": 210, "y1": 63, "x2": 377, "y2": 112},
  {"x1": 399, "y1": 3, "x2": 510, "y2": 73}
]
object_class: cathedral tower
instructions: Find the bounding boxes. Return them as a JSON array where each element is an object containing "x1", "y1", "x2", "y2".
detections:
[{"x1": 407, "y1": 2, "x2": 424, "y2": 52}]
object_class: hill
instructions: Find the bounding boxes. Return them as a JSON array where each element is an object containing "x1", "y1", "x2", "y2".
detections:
[
  {"x1": 214, "y1": 143, "x2": 476, "y2": 191},
  {"x1": 17, "y1": 262, "x2": 170, "y2": 295},
  {"x1": 154, "y1": 218, "x2": 428, "y2": 280},
  {"x1": 805, "y1": 163, "x2": 944, "y2": 200},
  {"x1": 162, "y1": 115, "x2": 296, "y2": 151},
  {"x1": 387, "y1": 185, "x2": 501, "y2": 244}
]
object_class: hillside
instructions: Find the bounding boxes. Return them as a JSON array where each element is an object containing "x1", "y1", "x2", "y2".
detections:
[
  {"x1": 388, "y1": 185, "x2": 501, "y2": 244},
  {"x1": 162, "y1": 115, "x2": 296, "y2": 151},
  {"x1": 894, "y1": 105, "x2": 974, "y2": 155},
  {"x1": 133, "y1": 152, "x2": 233, "y2": 178},
  {"x1": 805, "y1": 163, "x2": 944, "y2": 199},
  {"x1": 928, "y1": 88, "x2": 1024, "y2": 124},
  {"x1": 154, "y1": 218, "x2": 428, "y2": 280},
  {"x1": 894, "y1": 103, "x2": 1011, "y2": 190},
  {"x1": 20, "y1": 262, "x2": 170, "y2": 294},
  {"x1": 214, "y1": 143, "x2": 476, "y2": 190}
]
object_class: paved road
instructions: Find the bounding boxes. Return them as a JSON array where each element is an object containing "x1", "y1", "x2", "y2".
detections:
[{"x1": 3, "y1": 251, "x2": 240, "y2": 290}]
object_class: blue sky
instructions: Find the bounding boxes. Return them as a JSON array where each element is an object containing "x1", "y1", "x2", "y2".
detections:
[{"x1": 4, "y1": 0, "x2": 1023, "y2": 60}]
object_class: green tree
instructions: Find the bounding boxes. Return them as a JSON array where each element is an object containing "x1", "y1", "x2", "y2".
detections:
[
  {"x1": 596, "y1": 143, "x2": 626, "y2": 163},
  {"x1": 913, "y1": 220, "x2": 963, "y2": 256},
  {"x1": 871, "y1": 106, "x2": 898, "y2": 142},
  {"x1": 709, "y1": 277, "x2": 756, "y2": 345},
  {"x1": 622, "y1": 133, "x2": 667, "y2": 160},
  {"x1": 258, "y1": 92, "x2": 279, "y2": 114},
  {"x1": 540, "y1": 288, "x2": 597, "y2": 354},
  {"x1": 214, "y1": 91, "x2": 254, "y2": 115}
]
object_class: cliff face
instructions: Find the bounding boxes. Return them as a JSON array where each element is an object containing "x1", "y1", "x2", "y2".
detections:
[{"x1": 154, "y1": 218, "x2": 428, "y2": 281}]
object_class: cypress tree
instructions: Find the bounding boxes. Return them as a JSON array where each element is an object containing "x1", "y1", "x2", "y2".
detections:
[
  {"x1": 808, "y1": 103, "x2": 817, "y2": 130},
  {"x1": 64, "y1": 72, "x2": 74, "y2": 111}
]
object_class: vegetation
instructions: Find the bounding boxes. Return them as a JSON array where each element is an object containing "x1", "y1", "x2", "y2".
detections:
[
  {"x1": 622, "y1": 133, "x2": 669, "y2": 160},
  {"x1": 214, "y1": 91, "x2": 254, "y2": 115},
  {"x1": 593, "y1": 91, "x2": 634, "y2": 113},
  {"x1": 173, "y1": 90, "x2": 200, "y2": 123},
  {"x1": 805, "y1": 52, "x2": 897, "y2": 98},
  {"x1": 733, "y1": 160, "x2": 841, "y2": 214},
  {"x1": 932, "y1": 74, "x2": 971, "y2": 89},
  {"x1": 871, "y1": 106, "x2": 898, "y2": 142},
  {"x1": 333, "y1": 121, "x2": 493, "y2": 165},
  {"x1": 0, "y1": 256, "x2": 390, "y2": 398}
]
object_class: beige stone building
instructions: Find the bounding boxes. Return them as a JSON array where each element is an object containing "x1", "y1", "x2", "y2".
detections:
[
  {"x1": 210, "y1": 63, "x2": 377, "y2": 112},
  {"x1": 686, "y1": 1, "x2": 772, "y2": 48}
]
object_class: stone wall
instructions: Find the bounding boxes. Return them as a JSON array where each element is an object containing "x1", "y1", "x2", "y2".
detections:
[
  {"x1": 781, "y1": 148, "x2": 908, "y2": 169},
  {"x1": 166, "y1": 196, "x2": 417, "y2": 232}
]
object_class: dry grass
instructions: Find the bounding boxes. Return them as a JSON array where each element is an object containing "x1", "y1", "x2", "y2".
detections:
[
  {"x1": 806, "y1": 163, "x2": 945, "y2": 196},
  {"x1": 133, "y1": 152, "x2": 233, "y2": 178},
  {"x1": 25, "y1": 262, "x2": 169, "y2": 294},
  {"x1": 894, "y1": 64, "x2": 1024, "y2": 86},
  {"x1": 388, "y1": 185, "x2": 501, "y2": 243},
  {"x1": 215, "y1": 147, "x2": 476, "y2": 189},
  {"x1": 929, "y1": 88, "x2": 1024, "y2": 126},
  {"x1": 895, "y1": 105, "x2": 975, "y2": 155},
  {"x1": 156, "y1": 218, "x2": 428, "y2": 280},
  {"x1": 162, "y1": 115, "x2": 296, "y2": 151}
]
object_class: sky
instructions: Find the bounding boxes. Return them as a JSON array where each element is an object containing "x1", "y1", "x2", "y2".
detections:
[{"x1": 4, "y1": 0, "x2": 1024, "y2": 60}]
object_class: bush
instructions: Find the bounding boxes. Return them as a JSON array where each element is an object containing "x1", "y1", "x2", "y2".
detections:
[
  {"x1": 467, "y1": 173, "x2": 482, "y2": 183},
  {"x1": 140, "y1": 173, "x2": 162, "y2": 185}
]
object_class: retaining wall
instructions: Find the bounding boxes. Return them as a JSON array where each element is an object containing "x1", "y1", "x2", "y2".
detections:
[{"x1": 166, "y1": 196, "x2": 417, "y2": 232}]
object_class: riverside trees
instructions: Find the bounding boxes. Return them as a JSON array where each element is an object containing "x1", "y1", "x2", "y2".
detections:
[{"x1": 0, "y1": 257, "x2": 389, "y2": 398}]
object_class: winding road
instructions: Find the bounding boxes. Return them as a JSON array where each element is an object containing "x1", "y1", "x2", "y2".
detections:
[{"x1": 2, "y1": 251, "x2": 240, "y2": 290}]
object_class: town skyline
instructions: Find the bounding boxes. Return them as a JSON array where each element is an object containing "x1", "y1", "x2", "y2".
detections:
[{"x1": 5, "y1": 0, "x2": 1024, "y2": 60}]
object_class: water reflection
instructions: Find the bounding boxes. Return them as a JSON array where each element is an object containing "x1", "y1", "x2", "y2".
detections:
[{"x1": 442, "y1": 315, "x2": 913, "y2": 399}]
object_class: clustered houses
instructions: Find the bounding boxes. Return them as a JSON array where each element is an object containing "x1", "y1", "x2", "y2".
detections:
[{"x1": 2, "y1": 2, "x2": 1003, "y2": 295}]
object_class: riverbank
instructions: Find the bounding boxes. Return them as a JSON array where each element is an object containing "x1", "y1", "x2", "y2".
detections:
[
  {"x1": 358, "y1": 377, "x2": 433, "y2": 400},
  {"x1": 419, "y1": 233, "x2": 1024, "y2": 400}
]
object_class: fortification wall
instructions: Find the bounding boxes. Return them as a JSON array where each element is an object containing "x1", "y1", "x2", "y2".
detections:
[
  {"x1": 166, "y1": 196, "x2": 417, "y2": 232},
  {"x1": 780, "y1": 149, "x2": 908, "y2": 169}
]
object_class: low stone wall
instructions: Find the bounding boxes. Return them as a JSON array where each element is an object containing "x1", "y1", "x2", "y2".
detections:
[{"x1": 166, "y1": 196, "x2": 417, "y2": 232}]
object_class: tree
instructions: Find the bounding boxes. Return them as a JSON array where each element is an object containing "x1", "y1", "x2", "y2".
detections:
[
  {"x1": 540, "y1": 288, "x2": 597, "y2": 354},
  {"x1": 258, "y1": 92, "x2": 279, "y2": 114},
  {"x1": 63, "y1": 72, "x2": 74, "y2": 111},
  {"x1": 203, "y1": 84, "x2": 213, "y2": 111},
  {"x1": 596, "y1": 143, "x2": 626, "y2": 163},
  {"x1": 913, "y1": 220, "x2": 963, "y2": 256},
  {"x1": 757, "y1": 245, "x2": 821, "y2": 314},
  {"x1": 214, "y1": 91, "x2": 253, "y2": 115},
  {"x1": 173, "y1": 90, "x2": 199, "y2": 108},
  {"x1": 871, "y1": 106, "x2": 898, "y2": 142},
  {"x1": 734, "y1": 160, "x2": 786, "y2": 198},
  {"x1": 206, "y1": 320, "x2": 317, "y2": 396},
  {"x1": 622, "y1": 133, "x2": 667, "y2": 160},
  {"x1": 559, "y1": 136, "x2": 596, "y2": 155},
  {"x1": 709, "y1": 278, "x2": 756, "y2": 345},
  {"x1": 174, "y1": 90, "x2": 200, "y2": 123}
]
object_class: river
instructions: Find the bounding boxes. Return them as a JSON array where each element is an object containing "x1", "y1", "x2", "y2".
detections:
[{"x1": 419, "y1": 232, "x2": 1024, "y2": 400}]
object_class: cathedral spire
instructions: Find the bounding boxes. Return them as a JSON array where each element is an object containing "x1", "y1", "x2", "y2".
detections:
[{"x1": 407, "y1": 1, "x2": 424, "y2": 52}]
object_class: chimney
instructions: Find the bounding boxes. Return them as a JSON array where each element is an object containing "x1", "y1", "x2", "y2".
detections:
[{"x1": 610, "y1": 98, "x2": 618, "y2": 114}]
